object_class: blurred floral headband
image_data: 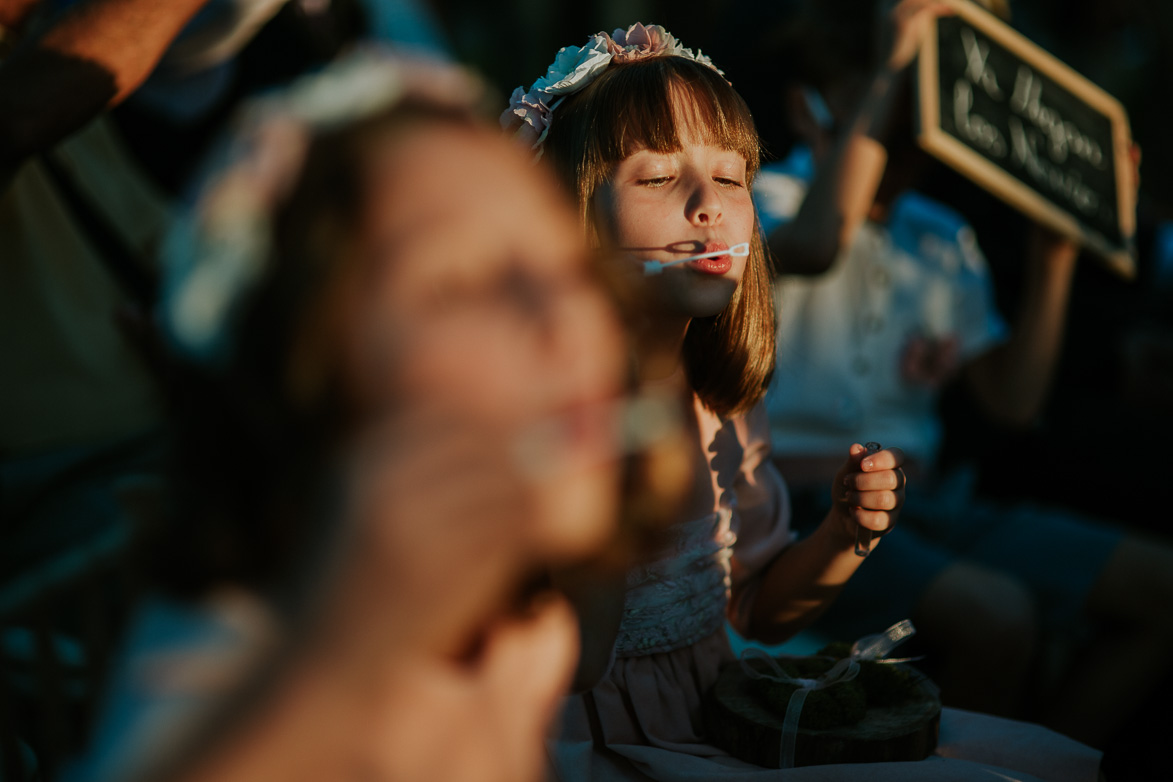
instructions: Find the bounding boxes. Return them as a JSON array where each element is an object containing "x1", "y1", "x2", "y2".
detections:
[
  {"x1": 500, "y1": 22, "x2": 723, "y2": 160},
  {"x1": 162, "y1": 48, "x2": 484, "y2": 366}
]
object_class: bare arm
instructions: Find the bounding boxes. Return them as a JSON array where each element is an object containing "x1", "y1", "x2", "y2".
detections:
[
  {"x1": 963, "y1": 230, "x2": 1079, "y2": 427},
  {"x1": 744, "y1": 511, "x2": 866, "y2": 644},
  {"x1": 768, "y1": 69, "x2": 903, "y2": 275},
  {"x1": 0, "y1": 0, "x2": 210, "y2": 171},
  {"x1": 767, "y1": 0, "x2": 952, "y2": 275},
  {"x1": 744, "y1": 445, "x2": 906, "y2": 645},
  {"x1": 0, "y1": 1, "x2": 43, "y2": 32},
  {"x1": 964, "y1": 137, "x2": 1142, "y2": 427}
]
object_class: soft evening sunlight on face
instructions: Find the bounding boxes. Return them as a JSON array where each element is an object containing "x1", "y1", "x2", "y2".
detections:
[
  {"x1": 600, "y1": 127, "x2": 755, "y2": 318},
  {"x1": 349, "y1": 124, "x2": 627, "y2": 561}
]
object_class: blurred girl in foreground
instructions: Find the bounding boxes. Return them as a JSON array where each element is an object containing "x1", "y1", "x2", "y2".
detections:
[{"x1": 70, "y1": 50, "x2": 654, "y2": 782}]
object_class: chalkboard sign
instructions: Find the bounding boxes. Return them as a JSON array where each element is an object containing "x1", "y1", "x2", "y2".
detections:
[{"x1": 916, "y1": 0, "x2": 1136, "y2": 278}]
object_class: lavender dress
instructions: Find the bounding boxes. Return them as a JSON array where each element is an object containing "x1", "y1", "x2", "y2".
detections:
[{"x1": 550, "y1": 398, "x2": 1101, "y2": 782}]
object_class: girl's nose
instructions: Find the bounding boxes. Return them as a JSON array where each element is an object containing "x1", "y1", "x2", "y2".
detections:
[{"x1": 684, "y1": 176, "x2": 722, "y2": 226}]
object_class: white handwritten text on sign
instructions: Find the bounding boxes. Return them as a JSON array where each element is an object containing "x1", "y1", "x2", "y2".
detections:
[
  {"x1": 919, "y1": 2, "x2": 1133, "y2": 275},
  {"x1": 949, "y1": 26, "x2": 1107, "y2": 218}
]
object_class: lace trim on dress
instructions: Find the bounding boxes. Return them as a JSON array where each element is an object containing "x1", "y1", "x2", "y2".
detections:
[{"x1": 614, "y1": 510, "x2": 737, "y2": 657}]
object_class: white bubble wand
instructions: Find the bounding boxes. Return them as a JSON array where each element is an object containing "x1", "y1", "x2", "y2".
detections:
[{"x1": 642, "y1": 242, "x2": 750, "y2": 276}]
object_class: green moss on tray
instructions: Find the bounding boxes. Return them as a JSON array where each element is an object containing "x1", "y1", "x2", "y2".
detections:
[{"x1": 818, "y1": 643, "x2": 922, "y2": 707}]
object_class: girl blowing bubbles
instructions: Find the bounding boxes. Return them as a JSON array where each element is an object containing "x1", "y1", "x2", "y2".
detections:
[{"x1": 504, "y1": 23, "x2": 1101, "y2": 782}]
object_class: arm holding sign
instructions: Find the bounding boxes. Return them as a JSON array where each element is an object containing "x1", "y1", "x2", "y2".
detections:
[
  {"x1": 964, "y1": 142, "x2": 1139, "y2": 427},
  {"x1": 767, "y1": 0, "x2": 952, "y2": 275},
  {"x1": 963, "y1": 227, "x2": 1078, "y2": 427},
  {"x1": 0, "y1": 0, "x2": 213, "y2": 176}
]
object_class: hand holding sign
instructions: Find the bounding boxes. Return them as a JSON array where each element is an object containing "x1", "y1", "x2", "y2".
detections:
[{"x1": 880, "y1": 0, "x2": 953, "y2": 73}]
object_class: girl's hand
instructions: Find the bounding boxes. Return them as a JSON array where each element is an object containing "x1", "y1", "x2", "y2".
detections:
[
  {"x1": 342, "y1": 405, "x2": 549, "y2": 659},
  {"x1": 0, "y1": 1, "x2": 45, "y2": 32},
  {"x1": 900, "y1": 333, "x2": 960, "y2": 388},
  {"x1": 364, "y1": 594, "x2": 578, "y2": 782},
  {"x1": 877, "y1": 0, "x2": 954, "y2": 72},
  {"x1": 830, "y1": 442, "x2": 907, "y2": 548}
]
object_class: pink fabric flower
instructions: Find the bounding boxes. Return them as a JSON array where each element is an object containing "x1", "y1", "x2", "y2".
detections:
[
  {"x1": 606, "y1": 23, "x2": 722, "y2": 73},
  {"x1": 500, "y1": 85, "x2": 551, "y2": 150},
  {"x1": 607, "y1": 23, "x2": 675, "y2": 62}
]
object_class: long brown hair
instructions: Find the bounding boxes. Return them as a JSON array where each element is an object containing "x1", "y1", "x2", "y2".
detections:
[{"x1": 543, "y1": 56, "x2": 775, "y2": 418}]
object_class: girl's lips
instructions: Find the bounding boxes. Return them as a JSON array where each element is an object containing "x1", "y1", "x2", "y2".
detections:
[
  {"x1": 689, "y1": 256, "x2": 733, "y2": 274},
  {"x1": 689, "y1": 241, "x2": 732, "y2": 274}
]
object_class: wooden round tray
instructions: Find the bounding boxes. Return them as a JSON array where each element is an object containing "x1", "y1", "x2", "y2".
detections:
[{"x1": 705, "y1": 659, "x2": 941, "y2": 768}]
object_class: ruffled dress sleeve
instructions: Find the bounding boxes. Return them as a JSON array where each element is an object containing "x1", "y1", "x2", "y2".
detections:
[{"x1": 723, "y1": 400, "x2": 796, "y2": 636}]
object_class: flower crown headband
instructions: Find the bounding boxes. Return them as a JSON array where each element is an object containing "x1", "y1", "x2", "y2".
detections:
[
  {"x1": 500, "y1": 22, "x2": 723, "y2": 160},
  {"x1": 162, "y1": 48, "x2": 485, "y2": 367}
]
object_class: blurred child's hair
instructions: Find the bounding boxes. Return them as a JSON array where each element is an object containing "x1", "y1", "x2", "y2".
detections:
[
  {"x1": 543, "y1": 56, "x2": 775, "y2": 418},
  {"x1": 159, "y1": 98, "x2": 482, "y2": 602}
]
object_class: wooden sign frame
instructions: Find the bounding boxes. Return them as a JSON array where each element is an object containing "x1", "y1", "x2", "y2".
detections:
[{"x1": 916, "y1": 0, "x2": 1136, "y2": 278}]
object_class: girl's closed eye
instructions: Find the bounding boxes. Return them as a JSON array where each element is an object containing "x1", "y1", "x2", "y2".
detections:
[
  {"x1": 711, "y1": 157, "x2": 748, "y2": 188},
  {"x1": 632, "y1": 171, "x2": 744, "y2": 189},
  {"x1": 714, "y1": 175, "x2": 745, "y2": 189}
]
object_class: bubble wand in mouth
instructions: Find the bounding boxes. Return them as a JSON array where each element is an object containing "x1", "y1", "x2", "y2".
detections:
[{"x1": 642, "y1": 243, "x2": 749, "y2": 276}]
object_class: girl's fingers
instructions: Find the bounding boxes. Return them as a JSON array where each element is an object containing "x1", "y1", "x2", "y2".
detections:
[
  {"x1": 845, "y1": 468, "x2": 905, "y2": 492},
  {"x1": 844, "y1": 441, "x2": 873, "y2": 471},
  {"x1": 479, "y1": 596, "x2": 579, "y2": 782},
  {"x1": 851, "y1": 507, "x2": 896, "y2": 533},
  {"x1": 843, "y1": 489, "x2": 901, "y2": 511},
  {"x1": 892, "y1": 0, "x2": 953, "y2": 24},
  {"x1": 484, "y1": 595, "x2": 577, "y2": 708},
  {"x1": 886, "y1": 0, "x2": 955, "y2": 70},
  {"x1": 859, "y1": 446, "x2": 906, "y2": 472}
]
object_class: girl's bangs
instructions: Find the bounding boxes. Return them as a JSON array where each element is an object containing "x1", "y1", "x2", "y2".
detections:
[{"x1": 593, "y1": 58, "x2": 760, "y2": 176}]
